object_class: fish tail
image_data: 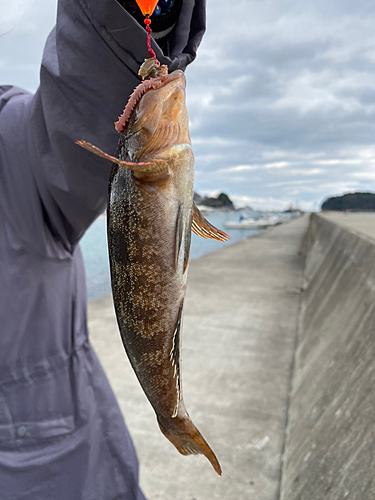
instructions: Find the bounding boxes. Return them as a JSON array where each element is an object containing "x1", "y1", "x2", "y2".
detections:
[{"x1": 158, "y1": 414, "x2": 222, "y2": 476}]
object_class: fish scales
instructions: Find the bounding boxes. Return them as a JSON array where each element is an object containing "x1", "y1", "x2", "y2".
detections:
[
  {"x1": 108, "y1": 153, "x2": 185, "y2": 417},
  {"x1": 76, "y1": 59, "x2": 228, "y2": 476}
]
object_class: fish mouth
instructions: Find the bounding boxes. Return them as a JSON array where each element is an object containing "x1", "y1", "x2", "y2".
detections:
[{"x1": 115, "y1": 70, "x2": 186, "y2": 134}]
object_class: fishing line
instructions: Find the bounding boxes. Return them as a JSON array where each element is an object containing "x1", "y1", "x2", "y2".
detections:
[
  {"x1": 144, "y1": 15, "x2": 157, "y2": 60},
  {"x1": 134, "y1": 0, "x2": 159, "y2": 60}
]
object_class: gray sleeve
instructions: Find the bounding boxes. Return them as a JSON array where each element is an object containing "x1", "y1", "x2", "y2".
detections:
[{"x1": 0, "y1": 0, "x2": 206, "y2": 253}]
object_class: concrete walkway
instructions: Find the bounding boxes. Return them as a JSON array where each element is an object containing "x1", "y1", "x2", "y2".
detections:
[
  {"x1": 88, "y1": 215, "x2": 309, "y2": 500},
  {"x1": 321, "y1": 211, "x2": 375, "y2": 241}
]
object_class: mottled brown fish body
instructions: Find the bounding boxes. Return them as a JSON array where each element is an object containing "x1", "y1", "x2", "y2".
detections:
[
  {"x1": 76, "y1": 63, "x2": 225, "y2": 476},
  {"x1": 108, "y1": 139, "x2": 193, "y2": 419}
]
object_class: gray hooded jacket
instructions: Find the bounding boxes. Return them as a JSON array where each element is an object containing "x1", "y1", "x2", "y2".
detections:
[{"x1": 0, "y1": 1, "x2": 205, "y2": 498}]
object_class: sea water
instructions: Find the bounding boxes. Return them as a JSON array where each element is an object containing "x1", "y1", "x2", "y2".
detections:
[{"x1": 80, "y1": 210, "x2": 264, "y2": 301}]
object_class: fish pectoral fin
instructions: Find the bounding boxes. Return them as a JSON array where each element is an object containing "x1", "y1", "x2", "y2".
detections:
[
  {"x1": 125, "y1": 158, "x2": 169, "y2": 178},
  {"x1": 192, "y1": 203, "x2": 229, "y2": 242},
  {"x1": 76, "y1": 140, "x2": 119, "y2": 164},
  {"x1": 76, "y1": 140, "x2": 169, "y2": 178}
]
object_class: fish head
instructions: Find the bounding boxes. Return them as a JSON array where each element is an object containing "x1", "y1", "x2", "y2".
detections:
[{"x1": 116, "y1": 70, "x2": 191, "y2": 160}]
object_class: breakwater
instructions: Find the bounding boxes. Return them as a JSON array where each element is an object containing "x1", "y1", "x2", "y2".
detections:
[{"x1": 281, "y1": 213, "x2": 375, "y2": 499}]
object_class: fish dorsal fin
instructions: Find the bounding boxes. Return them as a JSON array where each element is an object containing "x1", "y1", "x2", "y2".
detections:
[{"x1": 191, "y1": 203, "x2": 229, "y2": 242}]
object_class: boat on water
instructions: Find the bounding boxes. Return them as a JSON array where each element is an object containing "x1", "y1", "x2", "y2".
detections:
[{"x1": 224, "y1": 215, "x2": 283, "y2": 230}]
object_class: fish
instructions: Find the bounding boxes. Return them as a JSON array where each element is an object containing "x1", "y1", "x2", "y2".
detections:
[{"x1": 76, "y1": 58, "x2": 229, "y2": 476}]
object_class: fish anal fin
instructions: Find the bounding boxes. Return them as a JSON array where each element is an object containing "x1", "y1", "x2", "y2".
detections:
[
  {"x1": 75, "y1": 140, "x2": 169, "y2": 179},
  {"x1": 192, "y1": 203, "x2": 229, "y2": 242},
  {"x1": 158, "y1": 413, "x2": 222, "y2": 476},
  {"x1": 169, "y1": 300, "x2": 183, "y2": 418}
]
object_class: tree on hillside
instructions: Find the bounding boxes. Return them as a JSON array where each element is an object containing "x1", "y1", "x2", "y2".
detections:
[
  {"x1": 321, "y1": 192, "x2": 375, "y2": 211},
  {"x1": 193, "y1": 192, "x2": 234, "y2": 209}
]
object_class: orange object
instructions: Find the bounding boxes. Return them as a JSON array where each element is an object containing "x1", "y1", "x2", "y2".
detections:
[{"x1": 135, "y1": 0, "x2": 159, "y2": 16}]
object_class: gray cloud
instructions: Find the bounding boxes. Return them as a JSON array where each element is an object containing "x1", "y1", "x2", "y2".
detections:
[
  {"x1": 183, "y1": 0, "x2": 375, "y2": 209},
  {"x1": 3, "y1": 0, "x2": 375, "y2": 209},
  {"x1": 0, "y1": 0, "x2": 57, "y2": 90}
]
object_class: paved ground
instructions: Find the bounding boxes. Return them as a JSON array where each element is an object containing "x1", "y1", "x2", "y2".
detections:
[
  {"x1": 88, "y1": 215, "x2": 309, "y2": 500},
  {"x1": 321, "y1": 212, "x2": 375, "y2": 241}
]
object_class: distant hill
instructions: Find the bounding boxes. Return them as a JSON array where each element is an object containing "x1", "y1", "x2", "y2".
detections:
[
  {"x1": 321, "y1": 192, "x2": 375, "y2": 211},
  {"x1": 194, "y1": 192, "x2": 234, "y2": 209}
]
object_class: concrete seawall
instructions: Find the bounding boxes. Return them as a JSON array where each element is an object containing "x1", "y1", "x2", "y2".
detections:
[
  {"x1": 88, "y1": 212, "x2": 375, "y2": 499},
  {"x1": 281, "y1": 213, "x2": 375, "y2": 499}
]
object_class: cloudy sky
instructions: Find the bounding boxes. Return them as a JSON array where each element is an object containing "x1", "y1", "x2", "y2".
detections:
[{"x1": 2, "y1": 0, "x2": 375, "y2": 210}]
